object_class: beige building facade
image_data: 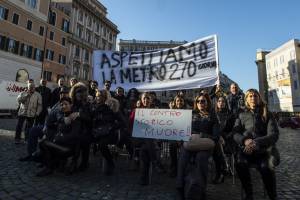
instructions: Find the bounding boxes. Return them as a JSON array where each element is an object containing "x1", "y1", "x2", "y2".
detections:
[
  {"x1": 0, "y1": 0, "x2": 50, "y2": 84},
  {"x1": 43, "y1": 2, "x2": 71, "y2": 86},
  {"x1": 265, "y1": 39, "x2": 300, "y2": 112},
  {"x1": 53, "y1": 0, "x2": 119, "y2": 83}
]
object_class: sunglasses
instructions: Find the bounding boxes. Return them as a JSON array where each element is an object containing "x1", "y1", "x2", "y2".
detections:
[{"x1": 196, "y1": 99, "x2": 206, "y2": 104}]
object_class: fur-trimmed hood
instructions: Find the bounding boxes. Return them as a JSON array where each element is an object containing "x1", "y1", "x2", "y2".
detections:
[{"x1": 69, "y1": 82, "x2": 88, "y2": 103}]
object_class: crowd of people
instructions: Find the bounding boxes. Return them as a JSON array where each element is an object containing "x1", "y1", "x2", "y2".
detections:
[{"x1": 15, "y1": 78, "x2": 280, "y2": 200}]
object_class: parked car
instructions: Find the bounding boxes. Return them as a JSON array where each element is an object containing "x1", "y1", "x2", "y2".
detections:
[{"x1": 279, "y1": 117, "x2": 300, "y2": 129}]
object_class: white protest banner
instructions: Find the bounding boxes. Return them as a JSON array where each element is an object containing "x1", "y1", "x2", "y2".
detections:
[
  {"x1": 93, "y1": 35, "x2": 219, "y2": 91},
  {"x1": 132, "y1": 108, "x2": 192, "y2": 141}
]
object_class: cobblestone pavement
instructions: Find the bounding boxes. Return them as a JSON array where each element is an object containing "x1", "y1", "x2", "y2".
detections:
[{"x1": 0, "y1": 123, "x2": 299, "y2": 200}]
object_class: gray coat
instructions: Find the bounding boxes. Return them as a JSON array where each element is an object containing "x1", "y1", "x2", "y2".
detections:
[{"x1": 233, "y1": 110, "x2": 279, "y2": 151}]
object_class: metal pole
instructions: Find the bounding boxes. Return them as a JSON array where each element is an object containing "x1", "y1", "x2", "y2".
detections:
[{"x1": 41, "y1": 0, "x2": 52, "y2": 78}]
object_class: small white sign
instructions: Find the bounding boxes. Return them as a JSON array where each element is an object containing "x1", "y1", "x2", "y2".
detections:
[{"x1": 132, "y1": 108, "x2": 192, "y2": 141}]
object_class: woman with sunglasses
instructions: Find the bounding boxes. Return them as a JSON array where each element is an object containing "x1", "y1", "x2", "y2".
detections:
[
  {"x1": 212, "y1": 96, "x2": 236, "y2": 184},
  {"x1": 169, "y1": 95, "x2": 188, "y2": 177},
  {"x1": 176, "y1": 93, "x2": 219, "y2": 200},
  {"x1": 233, "y1": 89, "x2": 279, "y2": 200}
]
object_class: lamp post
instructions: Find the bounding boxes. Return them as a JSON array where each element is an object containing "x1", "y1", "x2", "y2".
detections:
[{"x1": 41, "y1": 0, "x2": 52, "y2": 79}]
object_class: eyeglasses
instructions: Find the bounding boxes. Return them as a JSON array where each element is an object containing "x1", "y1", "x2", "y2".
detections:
[{"x1": 196, "y1": 99, "x2": 206, "y2": 104}]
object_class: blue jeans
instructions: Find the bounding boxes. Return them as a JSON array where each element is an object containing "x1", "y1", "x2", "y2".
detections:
[{"x1": 27, "y1": 125, "x2": 44, "y2": 155}]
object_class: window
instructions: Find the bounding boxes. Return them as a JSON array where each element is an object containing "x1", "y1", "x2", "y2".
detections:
[
  {"x1": 46, "y1": 49, "x2": 54, "y2": 60},
  {"x1": 49, "y1": 31, "x2": 54, "y2": 40},
  {"x1": 78, "y1": 11, "x2": 83, "y2": 22},
  {"x1": 49, "y1": 11, "x2": 56, "y2": 26},
  {"x1": 290, "y1": 50, "x2": 296, "y2": 60},
  {"x1": 62, "y1": 19, "x2": 69, "y2": 32},
  {"x1": 87, "y1": 16, "x2": 92, "y2": 27},
  {"x1": 16, "y1": 69, "x2": 29, "y2": 83},
  {"x1": 108, "y1": 43, "x2": 112, "y2": 50},
  {"x1": 282, "y1": 68, "x2": 285, "y2": 78},
  {"x1": 59, "y1": 54, "x2": 66, "y2": 64},
  {"x1": 26, "y1": 0, "x2": 37, "y2": 9},
  {"x1": 95, "y1": 36, "x2": 99, "y2": 48},
  {"x1": 0, "y1": 6, "x2": 9, "y2": 20},
  {"x1": 294, "y1": 80, "x2": 298, "y2": 90},
  {"x1": 20, "y1": 44, "x2": 33, "y2": 58},
  {"x1": 84, "y1": 49, "x2": 89, "y2": 61},
  {"x1": 0, "y1": 35, "x2": 6, "y2": 50},
  {"x1": 103, "y1": 27, "x2": 107, "y2": 37},
  {"x1": 43, "y1": 71, "x2": 52, "y2": 81},
  {"x1": 76, "y1": 24, "x2": 83, "y2": 38},
  {"x1": 273, "y1": 58, "x2": 278, "y2": 67},
  {"x1": 27, "y1": 20, "x2": 32, "y2": 30},
  {"x1": 86, "y1": 31, "x2": 91, "y2": 43},
  {"x1": 280, "y1": 55, "x2": 284, "y2": 64},
  {"x1": 34, "y1": 48, "x2": 43, "y2": 61},
  {"x1": 62, "y1": 37, "x2": 66, "y2": 46},
  {"x1": 109, "y1": 33, "x2": 112, "y2": 41},
  {"x1": 73, "y1": 62, "x2": 80, "y2": 77},
  {"x1": 75, "y1": 46, "x2": 80, "y2": 57},
  {"x1": 83, "y1": 65, "x2": 89, "y2": 80},
  {"x1": 96, "y1": 22, "x2": 100, "y2": 33},
  {"x1": 39, "y1": 26, "x2": 44, "y2": 36},
  {"x1": 102, "y1": 39, "x2": 106, "y2": 49},
  {"x1": 12, "y1": 13, "x2": 19, "y2": 25},
  {"x1": 8, "y1": 39, "x2": 19, "y2": 54}
]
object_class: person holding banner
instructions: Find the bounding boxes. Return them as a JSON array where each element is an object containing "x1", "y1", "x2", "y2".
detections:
[
  {"x1": 176, "y1": 93, "x2": 219, "y2": 200},
  {"x1": 169, "y1": 95, "x2": 188, "y2": 177},
  {"x1": 129, "y1": 92, "x2": 158, "y2": 185}
]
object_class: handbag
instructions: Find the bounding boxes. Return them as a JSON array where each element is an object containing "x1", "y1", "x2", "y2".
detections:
[
  {"x1": 92, "y1": 124, "x2": 113, "y2": 139},
  {"x1": 183, "y1": 134, "x2": 215, "y2": 152}
]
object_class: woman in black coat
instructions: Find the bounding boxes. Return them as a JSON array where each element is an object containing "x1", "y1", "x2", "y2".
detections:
[
  {"x1": 176, "y1": 93, "x2": 219, "y2": 200},
  {"x1": 37, "y1": 97, "x2": 81, "y2": 177},
  {"x1": 212, "y1": 96, "x2": 236, "y2": 184},
  {"x1": 92, "y1": 90, "x2": 124, "y2": 175},
  {"x1": 233, "y1": 89, "x2": 279, "y2": 200}
]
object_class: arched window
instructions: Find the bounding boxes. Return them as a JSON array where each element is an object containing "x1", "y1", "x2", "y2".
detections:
[
  {"x1": 73, "y1": 61, "x2": 80, "y2": 78},
  {"x1": 16, "y1": 69, "x2": 29, "y2": 83},
  {"x1": 82, "y1": 64, "x2": 89, "y2": 80}
]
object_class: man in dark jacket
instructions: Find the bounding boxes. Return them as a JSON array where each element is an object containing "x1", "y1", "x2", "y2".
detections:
[
  {"x1": 226, "y1": 83, "x2": 244, "y2": 118},
  {"x1": 35, "y1": 79, "x2": 52, "y2": 125},
  {"x1": 89, "y1": 80, "x2": 98, "y2": 99},
  {"x1": 51, "y1": 77, "x2": 65, "y2": 107}
]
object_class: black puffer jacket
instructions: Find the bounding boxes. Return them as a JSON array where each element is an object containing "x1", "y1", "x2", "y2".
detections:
[
  {"x1": 92, "y1": 104, "x2": 124, "y2": 131},
  {"x1": 233, "y1": 110, "x2": 279, "y2": 151},
  {"x1": 226, "y1": 93, "x2": 244, "y2": 116},
  {"x1": 192, "y1": 111, "x2": 220, "y2": 141},
  {"x1": 54, "y1": 115, "x2": 81, "y2": 146},
  {"x1": 215, "y1": 111, "x2": 235, "y2": 139}
]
